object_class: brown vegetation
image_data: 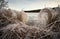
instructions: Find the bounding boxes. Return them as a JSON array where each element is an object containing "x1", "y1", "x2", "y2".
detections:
[
  {"x1": 0, "y1": 9, "x2": 28, "y2": 24},
  {"x1": 0, "y1": 7, "x2": 60, "y2": 39},
  {"x1": 38, "y1": 8, "x2": 59, "y2": 28},
  {"x1": 17, "y1": 11, "x2": 28, "y2": 24}
]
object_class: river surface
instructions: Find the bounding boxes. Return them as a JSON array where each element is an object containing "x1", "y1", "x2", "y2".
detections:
[
  {"x1": 26, "y1": 13, "x2": 39, "y2": 26},
  {"x1": 26, "y1": 13, "x2": 39, "y2": 21}
]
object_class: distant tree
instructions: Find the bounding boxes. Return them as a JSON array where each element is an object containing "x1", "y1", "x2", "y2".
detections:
[{"x1": 0, "y1": 0, "x2": 8, "y2": 9}]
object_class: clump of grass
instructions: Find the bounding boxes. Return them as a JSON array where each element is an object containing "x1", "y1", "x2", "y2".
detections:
[{"x1": 0, "y1": 8, "x2": 60, "y2": 39}]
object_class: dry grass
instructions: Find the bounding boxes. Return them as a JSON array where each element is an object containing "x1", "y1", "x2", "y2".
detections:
[{"x1": 0, "y1": 7, "x2": 60, "y2": 39}]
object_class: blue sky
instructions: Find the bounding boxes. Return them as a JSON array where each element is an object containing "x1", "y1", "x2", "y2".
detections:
[{"x1": 8, "y1": 0, "x2": 60, "y2": 11}]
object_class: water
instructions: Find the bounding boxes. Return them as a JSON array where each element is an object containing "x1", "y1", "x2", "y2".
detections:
[
  {"x1": 26, "y1": 13, "x2": 39, "y2": 20},
  {"x1": 26, "y1": 13, "x2": 39, "y2": 26}
]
